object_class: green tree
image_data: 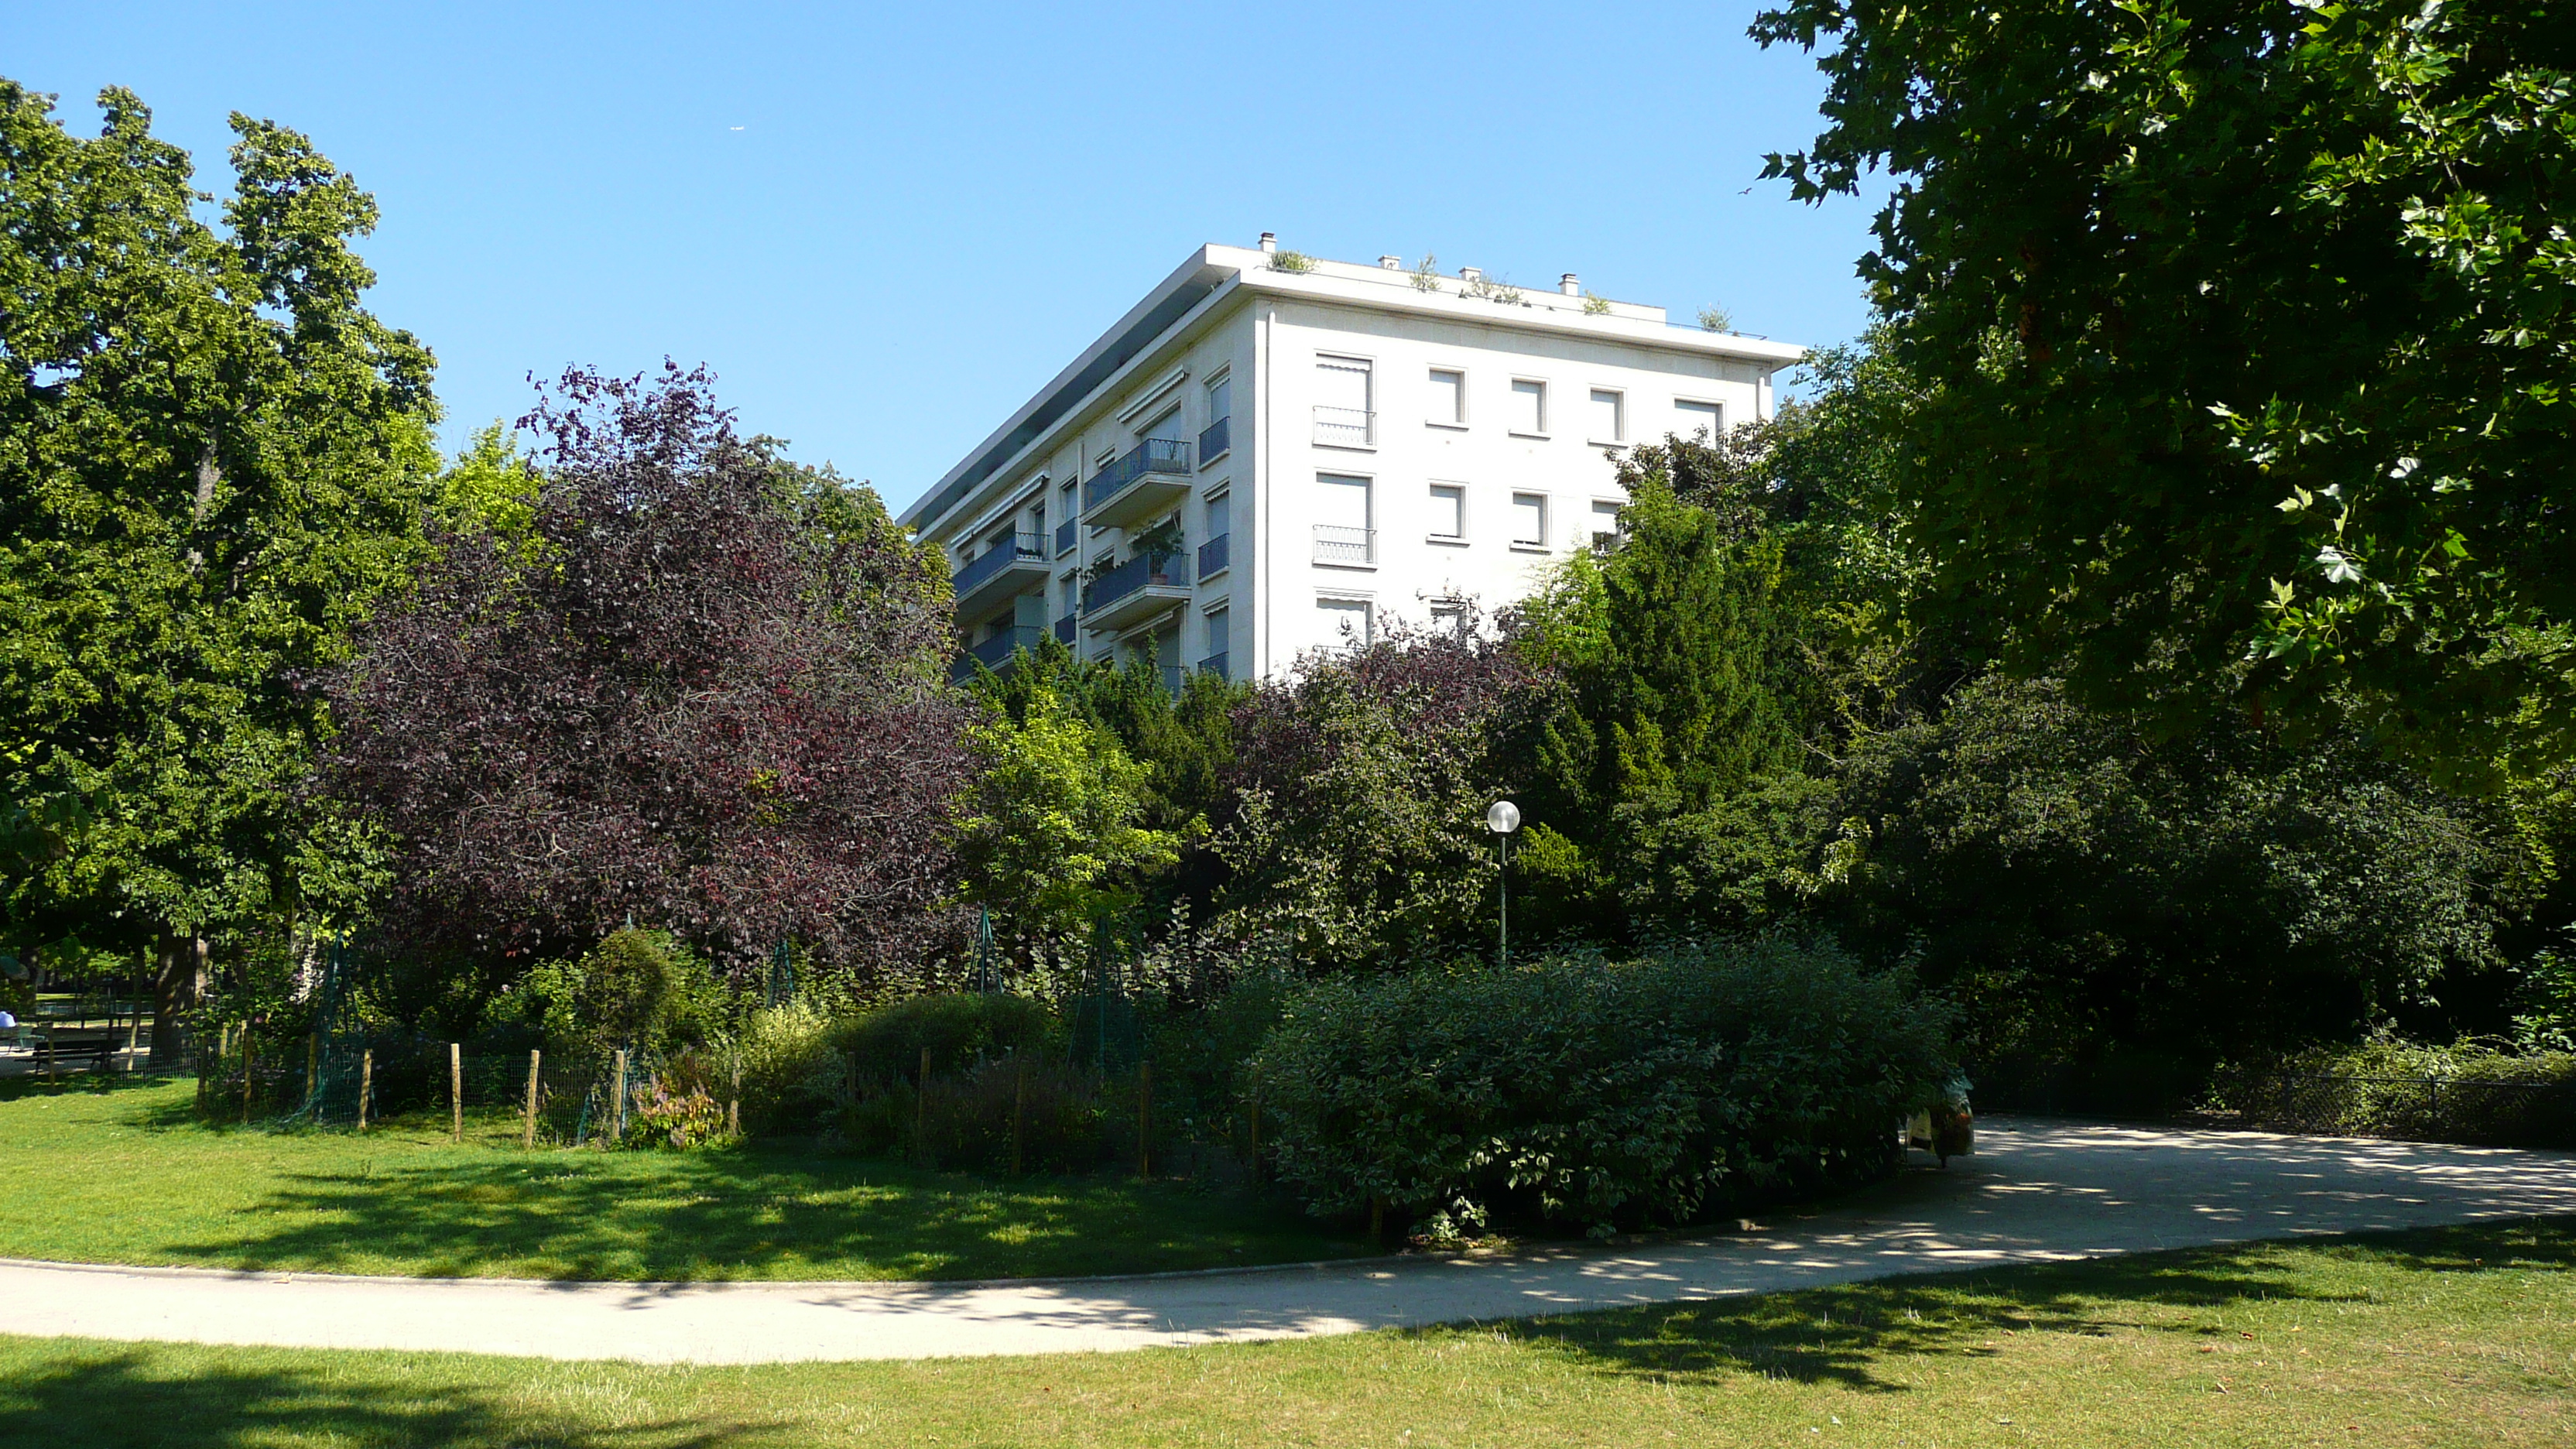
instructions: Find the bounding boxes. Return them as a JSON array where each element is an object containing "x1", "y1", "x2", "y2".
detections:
[
  {"x1": 0, "y1": 83, "x2": 440, "y2": 1058},
  {"x1": 951, "y1": 685, "x2": 1178, "y2": 940},
  {"x1": 1755, "y1": 0, "x2": 2576, "y2": 781}
]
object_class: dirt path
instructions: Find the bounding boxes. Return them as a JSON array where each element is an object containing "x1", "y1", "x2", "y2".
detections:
[{"x1": 5, "y1": 1118, "x2": 2571, "y2": 1363}]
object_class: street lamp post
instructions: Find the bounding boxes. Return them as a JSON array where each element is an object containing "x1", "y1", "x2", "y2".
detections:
[{"x1": 1485, "y1": 800, "x2": 1520, "y2": 968}]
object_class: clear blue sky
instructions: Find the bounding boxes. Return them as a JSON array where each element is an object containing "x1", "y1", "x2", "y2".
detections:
[{"x1": 15, "y1": 1, "x2": 1884, "y2": 515}]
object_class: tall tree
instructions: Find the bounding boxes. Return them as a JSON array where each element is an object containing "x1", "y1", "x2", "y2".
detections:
[
  {"x1": 0, "y1": 83, "x2": 440, "y2": 1059},
  {"x1": 323, "y1": 365, "x2": 969, "y2": 990},
  {"x1": 1754, "y1": 0, "x2": 2576, "y2": 781}
]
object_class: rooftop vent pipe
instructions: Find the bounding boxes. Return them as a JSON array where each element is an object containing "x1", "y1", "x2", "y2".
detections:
[
  {"x1": 1379, "y1": 255, "x2": 1402, "y2": 269},
  {"x1": 1560, "y1": 273, "x2": 1581, "y2": 296},
  {"x1": 1258, "y1": 232, "x2": 1277, "y2": 253}
]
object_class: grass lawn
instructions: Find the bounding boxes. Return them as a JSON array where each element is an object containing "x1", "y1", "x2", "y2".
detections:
[
  {"x1": 0, "y1": 1075, "x2": 1366, "y2": 1282},
  {"x1": 4, "y1": 1218, "x2": 2570, "y2": 1447}
]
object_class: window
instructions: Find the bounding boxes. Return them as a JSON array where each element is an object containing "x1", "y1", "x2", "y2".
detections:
[
  {"x1": 1427, "y1": 368, "x2": 1466, "y2": 426},
  {"x1": 1676, "y1": 399, "x2": 1723, "y2": 440},
  {"x1": 1205, "y1": 491, "x2": 1230, "y2": 540},
  {"x1": 1055, "y1": 479, "x2": 1079, "y2": 553},
  {"x1": 1317, "y1": 597, "x2": 1372, "y2": 649},
  {"x1": 1315, "y1": 356, "x2": 1374, "y2": 447},
  {"x1": 1591, "y1": 499, "x2": 1624, "y2": 550},
  {"x1": 1203, "y1": 605, "x2": 1230, "y2": 661},
  {"x1": 1314, "y1": 472, "x2": 1374, "y2": 564},
  {"x1": 1207, "y1": 375, "x2": 1230, "y2": 425},
  {"x1": 1511, "y1": 492, "x2": 1549, "y2": 547},
  {"x1": 1588, "y1": 388, "x2": 1624, "y2": 443},
  {"x1": 1201, "y1": 375, "x2": 1232, "y2": 461},
  {"x1": 1509, "y1": 379, "x2": 1548, "y2": 436},
  {"x1": 1430, "y1": 599, "x2": 1468, "y2": 635},
  {"x1": 1141, "y1": 405, "x2": 1187, "y2": 444},
  {"x1": 1428, "y1": 483, "x2": 1465, "y2": 541}
]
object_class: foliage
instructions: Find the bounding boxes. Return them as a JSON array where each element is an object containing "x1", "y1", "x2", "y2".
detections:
[
  {"x1": 493, "y1": 927, "x2": 725, "y2": 1061},
  {"x1": 0, "y1": 82, "x2": 439, "y2": 985},
  {"x1": 322, "y1": 365, "x2": 971, "y2": 985},
  {"x1": 834, "y1": 992, "x2": 1057, "y2": 1087},
  {"x1": 1270, "y1": 251, "x2": 1316, "y2": 272},
  {"x1": 1754, "y1": 0, "x2": 2576, "y2": 781},
  {"x1": 951, "y1": 687, "x2": 1178, "y2": 939},
  {"x1": 727, "y1": 997, "x2": 837, "y2": 1128},
  {"x1": 1581, "y1": 291, "x2": 1610, "y2": 315},
  {"x1": 623, "y1": 1079, "x2": 732, "y2": 1150},
  {"x1": 1252, "y1": 937, "x2": 1954, "y2": 1235},
  {"x1": 1407, "y1": 253, "x2": 1441, "y2": 292},
  {"x1": 1827, "y1": 674, "x2": 2510, "y2": 1074},
  {"x1": 1212, "y1": 615, "x2": 1539, "y2": 970},
  {"x1": 1695, "y1": 304, "x2": 1733, "y2": 333}
]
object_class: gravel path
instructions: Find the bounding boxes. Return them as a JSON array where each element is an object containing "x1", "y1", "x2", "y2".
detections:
[{"x1": 5, "y1": 1117, "x2": 2571, "y2": 1364}]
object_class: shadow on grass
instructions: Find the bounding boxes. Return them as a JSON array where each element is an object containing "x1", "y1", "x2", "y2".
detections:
[
  {"x1": 0, "y1": 1070, "x2": 190, "y2": 1107},
  {"x1": 1495, "y1": 1218, "x2": 2576, "y2": 1394},
  {"x1": 159, "y1": 1137, "x2": 1357, "y2": 1283},
  {"x1": 0, "y1": 1343, "x2": 743, "y2": 1449}
]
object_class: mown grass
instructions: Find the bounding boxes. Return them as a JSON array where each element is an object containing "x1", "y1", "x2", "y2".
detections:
[
  {"x1": 4, "y1": 1218, "x2": 2571, "y2": 1447},
  {"x1": 0, "y1": 1075, "x2": 1365, "y2": 1282}
]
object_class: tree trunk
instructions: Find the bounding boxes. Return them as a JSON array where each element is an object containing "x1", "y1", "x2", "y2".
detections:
[{"x1": 149, "y1": 933, "x2": 208, "y2": 1069}]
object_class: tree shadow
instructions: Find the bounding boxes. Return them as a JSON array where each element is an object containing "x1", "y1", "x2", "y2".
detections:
[
  {"x1": 1485, "y1": 1218, "x2": 2576, "y2": 1393},
  {"x1": 157, "y1": 1139, "x2": 1357, "y2": 1282},
  {"x1": 0, "y1": 1341, "x2": 744, "y2": 1448}
]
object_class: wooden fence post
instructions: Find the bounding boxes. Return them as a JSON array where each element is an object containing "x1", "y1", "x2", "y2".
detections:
[
  {"x1": 241, "y1": 1030, "x2": 257, "y2": 1125},
  {"x1": 1010, "y1": 1058, "x2": 1027, "y2": 1177},
  {"x1": 916, "y1": 1046, "x2": 932, "y2": 1166},
  {"x1": 449, "y1": 1042, "x2": 462, "y2": 1143},
  {"x1": 611, "y1": 1048, "x2": 628, "y2": 1144},
  {"x1": 357, "y1": 1048, "x2": 374, "y2": 1132},
  {"x1": 122, "y1": 999, "x2": 141, "y2": 1074},
  {"x1": 304, "y1": 1033, "x2": 319, "y2": 1108},
  {"x1": 727, "y1": 1062, "x2": 741, "y2": 1138},
  {"x1": 523, "y1": 1049, "x2": 542, "y2": 1149},
  {"x1": 1138, "y1": 1060, "x2": 1153, "y2": 1181}
]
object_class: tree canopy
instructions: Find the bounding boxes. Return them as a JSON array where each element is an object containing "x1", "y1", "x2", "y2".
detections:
[
  {"x1": 0, "y1": 81, "x2": 439, "y2": 985},
  {"x1": 1754, "y1": 0, "x2": 2576, "y2": 781}
]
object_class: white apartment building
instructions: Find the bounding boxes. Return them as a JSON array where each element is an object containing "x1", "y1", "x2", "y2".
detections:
[{"x1": 903, "y1": 236, "x2": 1804, "y2": 687}]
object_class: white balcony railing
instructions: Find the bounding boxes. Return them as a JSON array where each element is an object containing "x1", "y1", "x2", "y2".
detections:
[
  {"x1": 1313, "y1": 524, "x2": 1375, "y2": 566},
  {"x1": 1312, "y1": 406, "x2": 1375, "y2": 447}
]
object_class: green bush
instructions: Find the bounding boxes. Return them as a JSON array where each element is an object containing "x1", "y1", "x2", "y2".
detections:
[
  {"x1": 833, "y1": 992, "x2": 1057, "y2": 1088},
  {"x1": 1251, "y1": 937, "x2": 1954, "y2": 1237},
  {"x1": 724, "y1": 998, "x2": 837, "y2": 1129}
]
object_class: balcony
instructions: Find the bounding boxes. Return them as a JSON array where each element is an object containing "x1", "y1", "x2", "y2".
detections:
[
  {"x1": 1081, "y1": 438, "x2": 1193, "y2": 529},
  {"x1": 1197, "y1": 531, "x2": 1231, "y2": 578},
  {"x1": 1198, "y1": 650, "x2": 1229, "y2": 682},
  {"x1": 1314, "y1": 524, "x2": 1375, "y2": 567},
  {"x1": 951, "y1": 531, "x2": 1049, "y2": 619},
  {"x1": 1054, "y1": 518, "x2": 1077, "y2": 557},
  {"x1": 951, "y1": 625, "x2": 1043, "y2": 683},
  {"x1": 1053, "y1": 613, "x2": 1076, "y2": 646},
  {"x1": 1080, "y1": 549, "x2": 1191, "y2": 633},
  {"x1": 1160, "y1": 663, "x2": 1184, "y2": 697},
  {"x1": 1313, "y1": 406, "x2": 1374, "y2": 448},
  {"x1": 1197, "y1": 415, "x2": 1230, "y2": 465}
]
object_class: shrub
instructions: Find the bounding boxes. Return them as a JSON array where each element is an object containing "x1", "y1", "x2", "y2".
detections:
[
  {"x1": 1251, "y1": 937, "x2": 1954, "y2": 1236},
  {"x1": 918, "y1": 1057, "x2": 1108, "y2": 1173},
  {"x1": 725, "y1": 998, "x2": 837, "y2": 1129},
  {"x1": 833, "y1": 992, "x2": 1057, "y2": 1087}
]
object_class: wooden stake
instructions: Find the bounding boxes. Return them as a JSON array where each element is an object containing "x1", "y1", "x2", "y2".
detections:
[
  {"x1": 1010, "y1": 1058, "x2": 1027, "y2": 1177},
  {"x1": 449, "y1": 1041, "x2": 462, "y2": 1143},
  {"x1": 1138, "y1": 1060, "x2": 1152, "y2": 1181},
  {"x1": 304, "y1": 1033, "x2": 319, "y2": 1106},
  {"x1": 611, "y1": 1048, "x2": 629, "y2": 1144},
  {"x1": 728, "y1": 1062, "x2": 742, "y2": 1138},
  {"x1": 916, "y1": 1046, "x2": 932, "y2": 1165},
  {"x1": 122, "y1": 994, "x2": 141, "y2": 1074},
  {"x1": 522, "y1": 1049, "x2": 542, "y2": 1149},
  {"x1": 241, "y1": 1030, "x2": 256, "y2": 1125},
  {"x1": 357, "y1": 1048, "x2": 374, "y2": 1131}
]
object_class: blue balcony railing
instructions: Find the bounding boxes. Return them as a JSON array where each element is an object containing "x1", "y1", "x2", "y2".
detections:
[
  {"x1": 951, "y1": 625, "x2": 1042, "y2": 682},
  {"x1": 1198, "y1": 651, "x2": 1230, "y2": 682},
  {"x1": 952, "y1": 532, "x2": 1045, "y2": 597},
  {"x1": 1054, "y1": 518, "x2": 1077, "y2": 556},
  {"x1": 1053, "y1": 613, "x2": 1076, "y2": 645},
  {"x1": 1197, "y1": 415, "x2": 1230, "y2": 464},
  {"x1": 1081, "y1": 550, "x2": 1188, "y2": 615},
  {"x1": 1197, "y1": 531, "x2": 1231, "y2": 577},
  {"x1": 1081, "y1": 438, "x2": 1192, "y2": 512}
]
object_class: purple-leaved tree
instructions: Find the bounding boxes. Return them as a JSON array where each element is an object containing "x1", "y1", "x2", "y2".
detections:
[{"x1": 324, "y1": 364, "x2": 970, "y2": 986}]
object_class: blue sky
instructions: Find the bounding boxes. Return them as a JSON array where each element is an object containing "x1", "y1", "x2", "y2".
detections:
[{"x1": 15, "y1": 2, "x2": 1884, "y2": 515}]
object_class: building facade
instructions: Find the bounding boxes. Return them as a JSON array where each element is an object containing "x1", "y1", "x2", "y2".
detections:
[{"x1": 903, "y1": 238, "x2": 1804, "y2": 686}]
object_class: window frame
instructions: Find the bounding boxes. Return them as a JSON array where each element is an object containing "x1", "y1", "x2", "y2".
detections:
[
  {"x1": 1509, "y1": 490, "x2": 1550, "y2": 550},
  {"x1": 1426, "y1": 365, "x2": 1469, "y2": 430},
  {"x1": 1509, "y1": 377, "x2": 1550, "y2": 439},
  {"x1": 1673, "y1": 396, "x2": 1725, "y2": 441},
  {"x1": 1587, "y1": 386, "x2": 1625, "y2": 444},
  {"x1": 1427, "y1": 481, "x2": 1468, "y2": 545}
]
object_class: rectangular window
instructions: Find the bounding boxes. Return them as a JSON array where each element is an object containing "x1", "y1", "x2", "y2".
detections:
[
  {"x1": 1204, "y1": 605, "x2": 1230, "y2": 659},
  {"x1": 1205, "y1": 491, "x2": 1230, "y2": 539},
  {"x1": 1588, "y1": 388, "x2": 1624, "y2": 443},
  {"x1": 1676, "y1": 399, "x2": 1723, "y2": 440},
  {"x1": 1315, "y1": 356, "x2": 1374, "y2": 447},
  {"x1": 1207, "y1": 375, "x2": 1230, "y2": 424},
  {"x1": 1428, "y1": 483, "x2": 1465, "y2": 540},
  {"x1": 1591, "y1": 499, "x2": 1624, "y2": 549},
  {"x1": 1509, "y1": 379, "x2": 1548, "y2": 436},
  {"x1": 1427, "y1": 368, "x2": 1466, "y2": 426},
  {"x1": 1318, "y1": 597, "x2": 1372, "y2": 649},
  {"x1": 1511, "y1": 492, "x2": 1548, "y2": 546},
  {"x1": 1314, "y1": 472, "x2": 1373, "y2": 564}
]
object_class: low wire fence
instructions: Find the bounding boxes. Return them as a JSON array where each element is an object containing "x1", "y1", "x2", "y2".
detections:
[{"x1": 2220, "y1": 1072, "x2": 2576, "y2": 1150}]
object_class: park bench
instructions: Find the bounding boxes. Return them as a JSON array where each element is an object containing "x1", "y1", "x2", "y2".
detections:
[{"x1": 30, "y1": 1029, "x2": 120, "y2": 1073}]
